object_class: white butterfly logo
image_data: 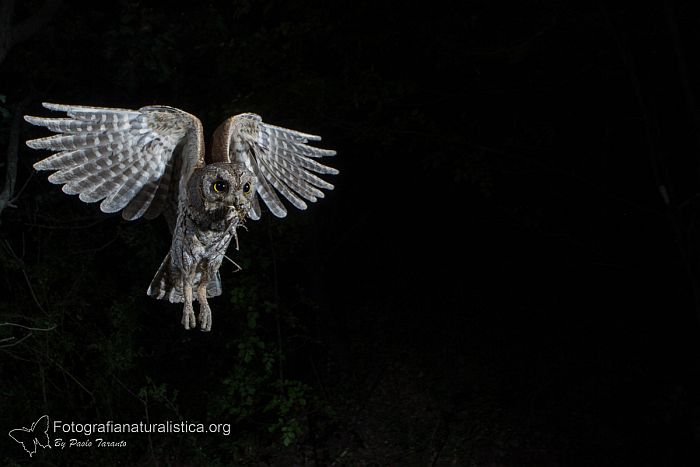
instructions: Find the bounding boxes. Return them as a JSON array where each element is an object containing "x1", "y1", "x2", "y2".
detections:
[{"x1": 8, "y1": 415, "x2": 51, "y2": 457}]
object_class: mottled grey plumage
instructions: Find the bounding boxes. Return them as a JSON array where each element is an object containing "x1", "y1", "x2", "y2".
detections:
[{"x1": 25, "y1": 103, "x2": 337, "y2": 331}]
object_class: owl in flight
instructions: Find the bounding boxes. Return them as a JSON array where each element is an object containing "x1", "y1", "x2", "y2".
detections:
[{"x1": 25, "y1": 103, "x2": 337, "y2": 331}]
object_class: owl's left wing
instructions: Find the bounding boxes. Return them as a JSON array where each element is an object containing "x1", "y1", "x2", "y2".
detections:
[
  {"x1": 25, "y1": 103, "x2": 204, "y2": 221},
  {"x1": 211, "y1": 113, "x2": 338, "y2": 219}
]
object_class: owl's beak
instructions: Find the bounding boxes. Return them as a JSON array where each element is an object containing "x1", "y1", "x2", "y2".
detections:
[
  {"x1": 230, "y1": 195, "x2": 247, "y2": 211},
  {"x1": 230, "y1": 202, "x2": 248, "y2": 219}
]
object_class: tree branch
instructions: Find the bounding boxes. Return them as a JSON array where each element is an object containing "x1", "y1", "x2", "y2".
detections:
[
  {"x1": 0, "y1": 332, "x2": 33, "y2": 348},
  {"x1": 0, "y1": 0, "x2": 15, "y2": 64},
  {"x1": 9, "y1": 0, "x2": 62, "y2": 47},
  {"x1": 0, "y1": 322, "x2": 57, "y2": 332},
  {"x1": 0, "y1": 322, "x2": 56, "y2": 349},
  {"x1": 0, "y1": 99, "x2": 28, "y2": 222},
  {"x1": 0, "y1": 0, "x2": 61, "y2": 64}
]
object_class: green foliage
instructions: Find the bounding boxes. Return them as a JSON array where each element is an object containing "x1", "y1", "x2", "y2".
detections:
[
  {"x1": 208, "y1": 276, "x2": 331, "y2": 456},
  {"x1": 265, "y1": 379, "x2": 311, "y2": 447},
  {"x1": 138, "y1": 377, "x2": 181, "y2": 418},
  {"x1": 1, "y1": 0, "x2": 494, "y2": 463}
]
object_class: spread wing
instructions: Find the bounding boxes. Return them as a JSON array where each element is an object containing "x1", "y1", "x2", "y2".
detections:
[
  {"x1": 211, "y1": 113, "x2": 338, "y2": 219},
  {"x1": 8, "y1": 428, "x2": 37, "y2": 456},
  {"x1": 25, "y1": 102, "x2": 205, "y2": 221},
  {"x1": 30, "y1": 415, "x2": 50, "y2": 449}
]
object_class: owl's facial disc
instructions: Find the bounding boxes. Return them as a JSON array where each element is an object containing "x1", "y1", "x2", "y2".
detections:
[{"x1": 197, "y1": 164, "x2": 254, "y2": 218}]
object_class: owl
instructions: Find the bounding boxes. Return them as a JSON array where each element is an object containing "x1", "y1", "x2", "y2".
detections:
[{"x1": 25, "y1": 103, "x2": 337, "y2": 331}]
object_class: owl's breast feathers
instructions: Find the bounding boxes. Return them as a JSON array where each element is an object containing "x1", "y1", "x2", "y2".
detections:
[
  {"x1": 149, "y1": 206, "x2": 238, "y2": 303},
  {"x1": 181, "y1": 204, "x2": 241, "y2": 259},
  {"x1": 189, "y1": 206, "x2": 239, "y2": 232}
]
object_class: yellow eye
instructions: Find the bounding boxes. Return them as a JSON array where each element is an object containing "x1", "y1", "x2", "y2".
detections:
[
  {"x1": 212, "y1": 180, "x2": 228, "y2": 193},
  {"x1": 243, "y1": 182, "x2": 251, "y2": 194}
]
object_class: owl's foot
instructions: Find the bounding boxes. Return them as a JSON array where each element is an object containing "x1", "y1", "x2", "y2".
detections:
[
  {"x1": 197, "y1": 284, "x2": 212, "y2": 332},
  {"x1": 199, "y1": 303, "x2": 212, "y2": 332},
  {"x1": 181, "y1": 303, "x2": 196, "y2": 330}
]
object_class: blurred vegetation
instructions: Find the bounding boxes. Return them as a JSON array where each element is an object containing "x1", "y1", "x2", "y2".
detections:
[
  {"x1": 2, "y1": 0, "x2": 700, "y2": 465},
  {"x1": 0, "y1": 1, "x2": 359, "y2": 464}
]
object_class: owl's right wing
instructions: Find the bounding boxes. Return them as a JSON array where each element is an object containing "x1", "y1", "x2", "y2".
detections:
[
  {"x1": 25, "y1": 102, "x2": 205, "y2": 221},
  {"x1": 211, "y1": 113, "x2": 338, "y2": 219}
]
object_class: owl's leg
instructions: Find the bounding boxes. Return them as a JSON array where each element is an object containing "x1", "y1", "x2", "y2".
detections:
[
  {"x1": 181, "y1": 279, "x2": 197, "y2": 330},
  {"x1": 197, "y1": 281, "x2": 212, "y2": 332}
]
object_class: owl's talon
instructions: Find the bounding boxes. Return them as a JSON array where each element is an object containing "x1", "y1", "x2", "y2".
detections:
[
  {"x1": 199, "y1": 306, "x2": 212, "y2": 332},
  {"x1": 198, "y1": 286, "x2": 212, "y2": 331},
  {"x1": 181, "y1": 305, "x2": 196, "y2": 330}
]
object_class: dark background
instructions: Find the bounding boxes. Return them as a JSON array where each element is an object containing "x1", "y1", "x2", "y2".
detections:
[{"x1": 1, "y1": 1, "x2": 700, "y2": 465}]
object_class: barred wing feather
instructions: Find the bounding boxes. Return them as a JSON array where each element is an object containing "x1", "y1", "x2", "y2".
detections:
[
  {"x1": 25, "y1": 103, "x2": 204, "y2": 220},
  {"x1": 216, "y1": 113, "x2": 338, "y2": 219}
]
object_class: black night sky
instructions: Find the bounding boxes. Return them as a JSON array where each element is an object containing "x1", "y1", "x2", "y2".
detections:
[{"x1": 1, "y1": 1, "x2": 700, "y2": 465}]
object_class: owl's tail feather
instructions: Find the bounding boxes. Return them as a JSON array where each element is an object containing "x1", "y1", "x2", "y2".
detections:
[
  {"x1": 147, "y1": 253, "x2": 181, "y2": 302},
  {"x1": 202, "y1": 272, "x2": 223, "y2": 299},
  {"x1": 147, "y1": 253, "x2": 222, "y2": 303}
]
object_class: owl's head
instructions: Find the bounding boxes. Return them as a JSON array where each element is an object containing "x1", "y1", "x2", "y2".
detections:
[{"x1": 189, "y1": 163, "x2": 255, "y2": 220}]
